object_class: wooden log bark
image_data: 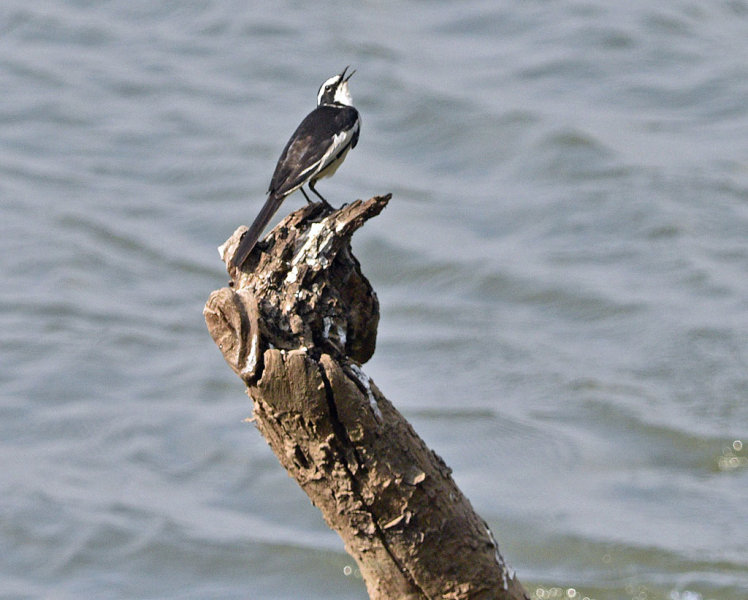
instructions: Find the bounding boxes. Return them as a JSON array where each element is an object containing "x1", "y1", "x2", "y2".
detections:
[{"x1": 204, "y1": 195, "x2": 530, "y2": 600}]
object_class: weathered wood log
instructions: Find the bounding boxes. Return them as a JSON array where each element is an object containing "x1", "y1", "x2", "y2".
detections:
[{"x1": 204, "y1": 195, "x2": 529, "y2": 600}]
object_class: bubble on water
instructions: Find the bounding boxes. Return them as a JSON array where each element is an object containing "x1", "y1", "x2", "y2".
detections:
[{"x1": 718, "y1": 442, "x2": 748, "y2": 471}]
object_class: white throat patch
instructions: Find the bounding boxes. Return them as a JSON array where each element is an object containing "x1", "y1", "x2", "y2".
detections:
[{"x1": 334, "y1": 81, "x2": 353, "y2": 106}]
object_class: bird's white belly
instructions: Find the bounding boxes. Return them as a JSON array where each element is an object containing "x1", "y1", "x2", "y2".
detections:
[{"x1": 315, "y1": 144, "x2": 352, "y2": 181}]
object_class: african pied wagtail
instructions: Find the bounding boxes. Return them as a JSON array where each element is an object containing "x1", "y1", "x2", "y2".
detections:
[{"x1": 232, "y1": 66, "x2": 360, "y2": 268}]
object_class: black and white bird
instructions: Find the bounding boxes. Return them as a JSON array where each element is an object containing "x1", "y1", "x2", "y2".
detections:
[{"x1": 231, "y1": 66, "x2": 361, "y2": 268}]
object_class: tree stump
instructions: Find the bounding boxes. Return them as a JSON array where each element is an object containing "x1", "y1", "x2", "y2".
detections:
[{"x1": 204, "y1": 195, "x2": 530, "y2": 600}]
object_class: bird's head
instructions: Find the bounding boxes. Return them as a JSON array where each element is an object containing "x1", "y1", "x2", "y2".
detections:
[{"x1": 317, "y1": 66, "x2": 356, "y2": 107}]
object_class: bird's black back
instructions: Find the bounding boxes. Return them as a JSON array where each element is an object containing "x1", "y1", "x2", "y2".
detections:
[{"x1": 269, "y1": 104, "x2": 359, "y2": 198}]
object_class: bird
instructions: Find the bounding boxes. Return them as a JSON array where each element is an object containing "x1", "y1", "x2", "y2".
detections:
[{"x1": 231, "y1": 66, "x2": 361, "y2": 268}]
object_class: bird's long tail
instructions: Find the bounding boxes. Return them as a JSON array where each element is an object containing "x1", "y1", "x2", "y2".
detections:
[{"x1": 231, "y1": 193, "x2": 284, "y2": 268}]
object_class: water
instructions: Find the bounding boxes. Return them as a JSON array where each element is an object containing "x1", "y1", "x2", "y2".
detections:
[{"x1": 1, "y1": 1, "x2": 747, "y2": 599}]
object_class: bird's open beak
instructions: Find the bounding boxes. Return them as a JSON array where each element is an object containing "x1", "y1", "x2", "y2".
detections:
[{"x1": 341, "y1": 66, "x2": 356, "y2": 82}]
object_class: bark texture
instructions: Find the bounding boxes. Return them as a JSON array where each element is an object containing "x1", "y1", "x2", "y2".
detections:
[{"x1": 204, "y1": 195, "x2": 530, "y2": 600}]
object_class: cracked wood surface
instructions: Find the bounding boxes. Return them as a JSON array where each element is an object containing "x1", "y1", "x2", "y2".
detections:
[{"x1": 204, "y1": 195, "x2": 530, "y2": 600}]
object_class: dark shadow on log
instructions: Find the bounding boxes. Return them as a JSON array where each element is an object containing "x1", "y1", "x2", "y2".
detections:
[{"x1": 204, "y1": 195, "x2": 530, "y2": 600}]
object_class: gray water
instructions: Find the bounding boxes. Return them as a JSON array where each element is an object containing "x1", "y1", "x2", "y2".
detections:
[{"x1": 1, "y1": 2, "x2": 747, "y2": 599}]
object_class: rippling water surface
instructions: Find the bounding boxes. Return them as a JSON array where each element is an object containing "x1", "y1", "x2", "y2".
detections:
[{"x1": 1, "y1": 2, "x2": 747, "y2": 599}]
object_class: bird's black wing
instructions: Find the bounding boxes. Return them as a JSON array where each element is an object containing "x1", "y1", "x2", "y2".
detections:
[{"x1": 269, "y1": 105, "x2": 360, "y2": 197}]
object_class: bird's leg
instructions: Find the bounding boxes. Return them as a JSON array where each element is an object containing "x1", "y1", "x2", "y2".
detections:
[
  {"x1": 309, "y1": 181, "x2": 333, "y2": 209},
  {"x1": 300, "y1": 187, "x2": 314, "y2": 205}
]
